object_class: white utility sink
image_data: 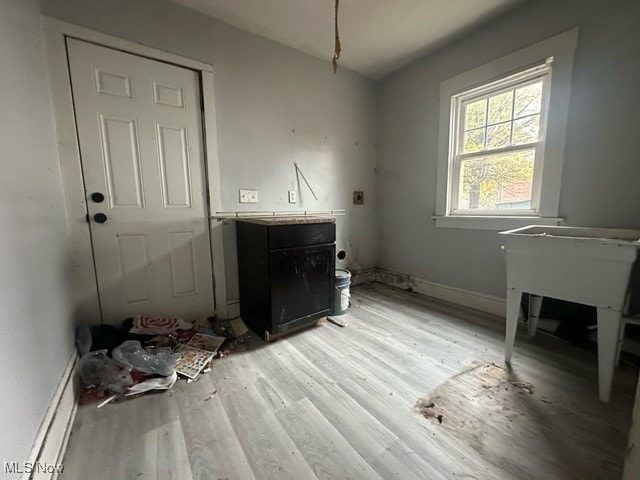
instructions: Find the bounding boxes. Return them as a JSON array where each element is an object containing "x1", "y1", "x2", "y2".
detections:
[{"x1": 499, "y1": 225, "x2": 640, "y2": 402}]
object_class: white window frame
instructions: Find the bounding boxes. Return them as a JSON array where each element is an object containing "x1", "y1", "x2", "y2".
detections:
[
  {"x1": 450, "y1": 64, "x2": 550, "y2": 215},
  {"x1": 433, "y1": 28, "x2": 578, "y2": 230}
]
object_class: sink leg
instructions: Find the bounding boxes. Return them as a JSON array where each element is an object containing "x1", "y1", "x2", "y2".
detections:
[
  {"x1": 528, "y1": 294, "x2": 543, "y2": 337},
  {"x1": 505, "y1": 289, "x2": 522, "y2": 364},
  {"x1": 596, "y1": 308, "x2": 622, "y2": 402}
]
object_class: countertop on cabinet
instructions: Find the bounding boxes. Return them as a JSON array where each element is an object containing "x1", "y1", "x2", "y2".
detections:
[{"x1": 236, "y1": 216, "x2": 336, "y2": 226}]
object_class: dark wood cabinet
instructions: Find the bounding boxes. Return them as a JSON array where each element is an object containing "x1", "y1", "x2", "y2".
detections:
[{"x1": 236, "y1": 218, "x2": 336, "y2": 338}]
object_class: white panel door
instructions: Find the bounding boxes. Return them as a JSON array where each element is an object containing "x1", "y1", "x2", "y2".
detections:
[{"x1": 67, "y1": 38, "x2": 214, "y2": 323}]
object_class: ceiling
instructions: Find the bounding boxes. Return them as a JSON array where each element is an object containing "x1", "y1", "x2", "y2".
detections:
[{"x1": 172, "y1": 0, "x2": 526, "y2": 79}]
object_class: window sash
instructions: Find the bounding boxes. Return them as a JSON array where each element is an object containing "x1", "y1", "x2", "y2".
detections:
[
  {"x1": 450, "y1": 143, "x2": 544, "y2": 215},
  {"x1": 447, "y1": 65, "x2": 551, "y2": 216},
  {"x1": 456, "y1": 62, "x2": 551, "y2": 104}
]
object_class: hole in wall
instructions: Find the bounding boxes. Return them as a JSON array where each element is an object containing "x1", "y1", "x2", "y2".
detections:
[{"x1": 337, "y1": 250, "x2": 346, "y2": 260}]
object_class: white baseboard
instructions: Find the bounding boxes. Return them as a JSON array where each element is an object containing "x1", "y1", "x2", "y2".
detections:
[
  {"x1": 374, "y1": 268, "x2": 506, "y2": 318},
  {"x1": 227, "y1": 267, "x2": 501, "y2": 318},
  {"x1": 349, "y1": 268, "x2": 377, "y2": 286},
  {"x1": 23, "y1": 352, "x2": 79, "y2": 480}
]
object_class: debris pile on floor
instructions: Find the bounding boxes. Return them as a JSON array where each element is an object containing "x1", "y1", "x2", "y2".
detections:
[{"x1": 76, "y1": 315, "x2": 252, "y2": 407}]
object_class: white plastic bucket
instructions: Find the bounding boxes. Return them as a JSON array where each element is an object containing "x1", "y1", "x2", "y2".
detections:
[{"x1": 332, "y1": 269, "x2": 351, "y2": 315}]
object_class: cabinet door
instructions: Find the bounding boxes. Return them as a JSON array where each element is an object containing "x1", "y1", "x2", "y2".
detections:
[{"x1": 269, "y1": 243, "x2": 335, "y2": 332}]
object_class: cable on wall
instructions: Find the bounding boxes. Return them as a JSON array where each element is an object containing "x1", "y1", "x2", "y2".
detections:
[{"x1": 332, "y1": 0, "x2": 341, "y2": 73}]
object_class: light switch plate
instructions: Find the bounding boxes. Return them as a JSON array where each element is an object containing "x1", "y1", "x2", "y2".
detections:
[
  {"x1": 239, "y1": 189, "x2": 258, "y2": 203},
  {"x1": 288, "y1": 190, "x2": 296, "y2": 203}
]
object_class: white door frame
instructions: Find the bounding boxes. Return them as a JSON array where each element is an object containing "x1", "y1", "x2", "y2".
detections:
[{"x1": 43, "y1": 18, "x2": 228, "y2": 322}]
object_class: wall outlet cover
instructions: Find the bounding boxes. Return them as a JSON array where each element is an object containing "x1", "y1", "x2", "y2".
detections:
[
  {"x1": 288, "y1": 190, "x2": 296, "y2": 203},
  {"x1": 239, "y1": 189, "x2": 258, "y2": 203},
  {"x1": 353, "y1": 191, "x2": 364, "y2": 205}
]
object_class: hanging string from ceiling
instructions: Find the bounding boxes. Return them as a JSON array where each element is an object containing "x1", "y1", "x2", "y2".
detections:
[{"x1": 332, "y1": 0, "x2": 341, "y2": 74}]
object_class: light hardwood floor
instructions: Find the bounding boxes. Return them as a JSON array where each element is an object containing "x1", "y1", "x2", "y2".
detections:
[{"x1": 61, "y1": 283, "x2": 639, "y2": 479}]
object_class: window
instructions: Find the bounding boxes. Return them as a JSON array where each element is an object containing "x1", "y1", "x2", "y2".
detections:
[
  {"x1": 434, "y1": 28, "x2": 578, "y2": 230},
  {"x1": 451, "y1": 63, "x2": 549, "y2": 215}
]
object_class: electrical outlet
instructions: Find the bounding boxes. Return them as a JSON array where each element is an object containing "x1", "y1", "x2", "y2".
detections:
[
  {"x1": 288, "y1": 190, "x2": 296, "y2": 203},
  {"x1": 239, "y1": 189, "x2": 258, "y2": 203}
]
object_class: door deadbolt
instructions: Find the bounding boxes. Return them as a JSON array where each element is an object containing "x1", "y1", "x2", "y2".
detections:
[
  {"x1": 91, "y1": 192, "x2": 105, "y2": 203},
  {"x1": 93, "y1": 213, "x2": 107, "y2": 224}
]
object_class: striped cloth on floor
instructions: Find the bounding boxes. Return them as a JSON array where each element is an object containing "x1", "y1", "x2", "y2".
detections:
[{"x1": 129, "y1": 315, "x2": 192, "y2": 335}]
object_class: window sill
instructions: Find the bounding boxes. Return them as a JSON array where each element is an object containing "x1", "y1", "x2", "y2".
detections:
[{"x1": 432, "y1": 215, "x2": 563, "y2": 231}]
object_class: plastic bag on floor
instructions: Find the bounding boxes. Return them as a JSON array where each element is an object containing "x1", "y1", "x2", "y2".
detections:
[
  {"x1": 125, "y1": 372, "x2": 178, "y2": 396},
  {"x1": 76, "y1": 325, "x2": 92, "y2": 357},
  {"x1": 106, "y1": 368, "x2": 134, "y2": 395},
  {"x1": 78, "y1": 350, "x2": 119, "y2": 387},
  {"x1": 112, "y1": 340, "x2": 180, "y2": 376}
]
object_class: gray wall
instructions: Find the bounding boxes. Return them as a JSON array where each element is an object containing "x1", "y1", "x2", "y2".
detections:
[
  {"x1": 0, "y1": 0, "x2": 76, "y2": 471},
  {"x1": 376, "y1": 0, "x2": 640, "y2": 298},
  {"x1": 42, "y1": 0, "x2": 379, "y2": 306}
]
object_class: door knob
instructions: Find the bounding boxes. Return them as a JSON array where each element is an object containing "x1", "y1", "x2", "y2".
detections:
[
  {"x1": 91, "y1": 192, "x2": 105, "y2": 203},
  {"x1": 93, "y1": 213, "x2": 107, "y2": 223}
]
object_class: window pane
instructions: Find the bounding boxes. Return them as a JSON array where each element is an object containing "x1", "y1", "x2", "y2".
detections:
[
  {"x1": 463, "y1": 128, "x2": 485, "y2": 153},
  {"x1": 458, "y1": 149, "x2": 535, "y2": 211},
  {"x1": 464, "y1": 99, "x2": 487, "y2": 130},
  {"x1": 487, "y1": 91, "x2": 513, "y2": 125},
  {"x1": 512, "y1": 115, "x2": 540, "y2": 144},
  {"x1": 514, "y1": 82, "x2": 543, "y2": 118},
  {"x1": 486, "y1": 122, "x2": 511, "y2": 150}
]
